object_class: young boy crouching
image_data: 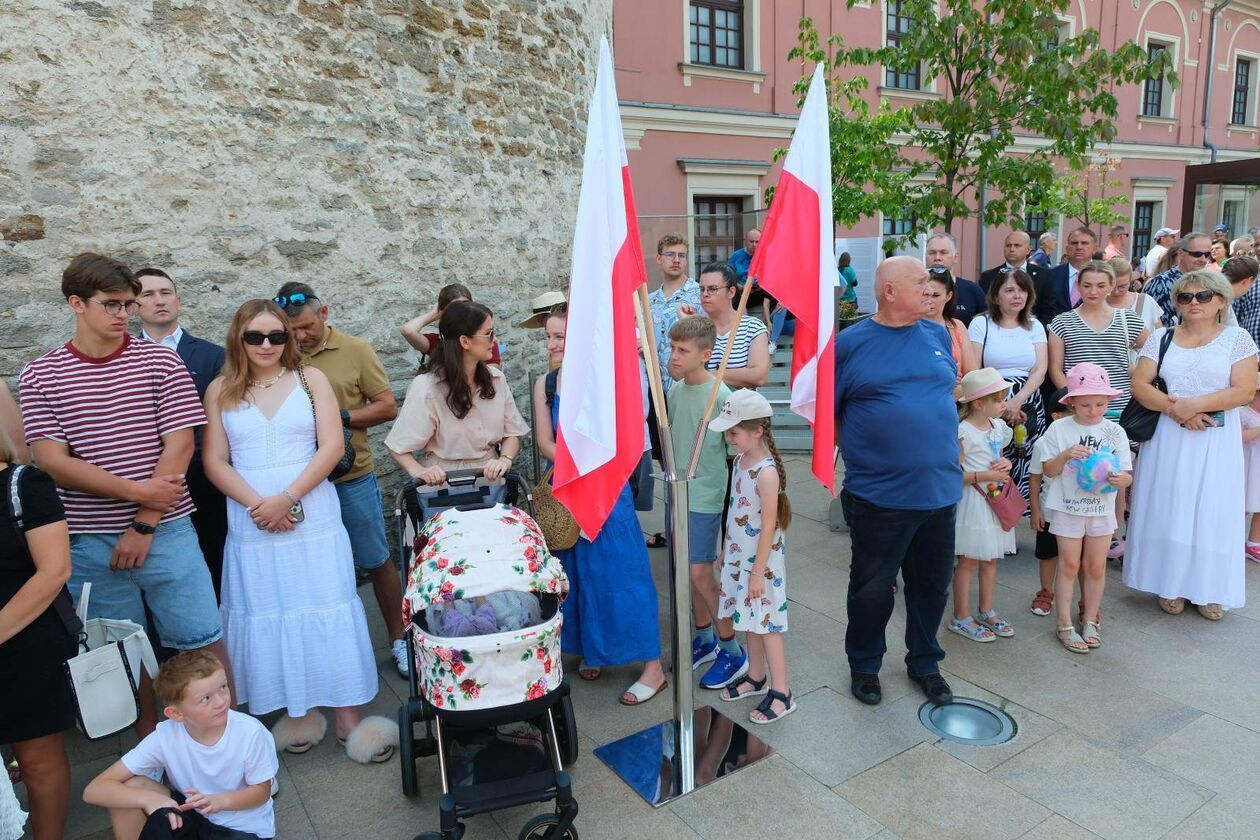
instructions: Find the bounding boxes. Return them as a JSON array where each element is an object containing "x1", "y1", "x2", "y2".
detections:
[{"x1": 84, "y1": 651, "x2": 278, "y2": 839}]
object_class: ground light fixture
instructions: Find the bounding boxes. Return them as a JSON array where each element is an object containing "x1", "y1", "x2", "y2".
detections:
[{"x1": 918, "y1": 697, "x2": 1018, "y2": 746}]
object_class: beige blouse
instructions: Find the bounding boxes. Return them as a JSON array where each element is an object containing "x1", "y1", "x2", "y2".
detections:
[{"x1": 384, "y1": 367, "x2": 530, "y2": 470}]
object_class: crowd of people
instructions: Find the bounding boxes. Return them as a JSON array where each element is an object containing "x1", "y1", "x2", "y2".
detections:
[{"x1": 3, "y1": 221, "x2": 1260, "y2": 837}]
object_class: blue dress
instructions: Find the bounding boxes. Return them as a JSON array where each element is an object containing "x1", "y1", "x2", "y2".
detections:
[{"x1": 549, "y1": 394, "x2": 662, "y2": 666}]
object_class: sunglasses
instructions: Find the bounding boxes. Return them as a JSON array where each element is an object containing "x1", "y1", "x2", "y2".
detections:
[
  {"x1": 272, "y1": 293, "x2": 316, "y2": 309},
  {"x1": 928, "y1": 265, "x2": 952, "y2": 275},
  {"x1": 1184, "y1": 250, "x2": 1212, "y2": 259},
  {"x1": 1175, "y1": 291, "x2": 1217, "y2": 304},
  {"x1": 242, "y1": 330, "x2": 290, "y2": 346}
]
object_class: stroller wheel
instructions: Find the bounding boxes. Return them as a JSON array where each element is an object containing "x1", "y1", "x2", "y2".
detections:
[
  {"x1": 398, "y1": 705, "x2": 419, "y2": 798},
  {"x1": 518, "y1": 813, "x2": 578, "y2": 840},
  {"x1": 553, "y1": 695, "x2": 579, "y2": 766}
]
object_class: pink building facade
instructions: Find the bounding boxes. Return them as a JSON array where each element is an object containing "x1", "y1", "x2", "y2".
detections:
[{"x1": 613, "y1": 0, "x2": 1260, "y2": 280}]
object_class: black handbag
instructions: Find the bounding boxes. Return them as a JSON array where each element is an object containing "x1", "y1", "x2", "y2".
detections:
[
  {"x1": 1119, "y1": 327, "x2": 1175, "y2": 443},
  {"x1": 296, "y1": 365, "x2": 356, "y2": 480}
]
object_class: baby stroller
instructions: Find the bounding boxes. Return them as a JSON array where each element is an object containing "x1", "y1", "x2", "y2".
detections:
[{"x1": 396, "y1": 469, "x2": 580, "y2": 840}]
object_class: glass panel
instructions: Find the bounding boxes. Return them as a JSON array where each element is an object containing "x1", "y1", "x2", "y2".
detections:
[{"x1": 690, "y1": 5, "x2": 698, "y2": 23}]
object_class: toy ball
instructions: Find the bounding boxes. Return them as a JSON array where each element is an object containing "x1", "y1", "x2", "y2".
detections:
[{"x1": 1074, "y1": 449, "x2": 1122, "y2": 494}]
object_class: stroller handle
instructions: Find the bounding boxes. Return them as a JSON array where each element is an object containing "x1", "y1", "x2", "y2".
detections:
[
  {"x1": 404, "y1": 467, "x2": 489, "y2": 491},
  {"x1": 400, "y1": 469, "x2": 535, "y2": 518}
]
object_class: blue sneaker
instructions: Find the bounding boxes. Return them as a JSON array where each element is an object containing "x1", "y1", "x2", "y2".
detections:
[
  {"x1": 700, "y1": 647, "x2": 748, "y2": 689},
  {"x1": 691, "y1": 635, "x2": 718, "y2": 670}
]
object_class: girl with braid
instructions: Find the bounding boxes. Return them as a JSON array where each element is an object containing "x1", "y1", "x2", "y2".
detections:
[{"x1": 708, "y1": 390, "x2": 794, "y2": 724}]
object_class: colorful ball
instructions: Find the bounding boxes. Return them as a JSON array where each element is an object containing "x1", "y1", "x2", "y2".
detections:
[{"x1": 1074, "y1": 449, "x2": 1122, "y2": 494}]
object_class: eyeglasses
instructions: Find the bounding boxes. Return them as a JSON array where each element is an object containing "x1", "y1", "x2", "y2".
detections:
[
  {"x1": 1175, "y1": 291, "x2": 1218, "y2": 304},
  {"x1": 699, "y1": 284, "x2": 728, "y2": 295},
  {"x1": 272, "y1": 293, "x2": 316, "y2": 309},
  {"x1": 242, "y1": 330, "x2": 289, "y2": 346},
  {"x1": 1185, "y1": 250, "x2": 1212, "y2": 259},
  {"x1": 660, "y1": 251, "x2": 687, "y2": 260},
  {"x1": 88, "y1": 298, "x2": 140, "y2": 316}
]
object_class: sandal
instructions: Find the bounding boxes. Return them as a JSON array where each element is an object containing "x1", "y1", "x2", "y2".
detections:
[
  {"x1": 1057, "y1": 625, "x2": 1089, "y2": 654},
  {"x1": 947, "y1": 616, "x2": 996, "y2": 642},
  {"x1": 1197, "y1": 603, "x2": 1223, "y2": 621},
  {"x1": 749, "y1": 689, "x2": 796, "y2": 724},
  {"x1": 1029, "y1": 589, "x2": 1053, "y2": 616},
  {"x1": 977, "y1": 610, "x2": 1015, "y2": 638},
  {"x1": 1080, "y1": 619, "x2": 1102, "y2": 648},
  {"x1": 577, "y1": 660, "x2": 602, "y2": 681},
  {"x1": 620, "y1": 679, "x2": 668, "y2": 706},
  {"x1": 1158, "y1": 597, "x2": 1186, "y2": 615},
  {"x1": 646, "y1": 533, "x2": 666, "y2": 548},
  {"x1": 720, "y1": 674, "x2": 768, "y2": 702}
]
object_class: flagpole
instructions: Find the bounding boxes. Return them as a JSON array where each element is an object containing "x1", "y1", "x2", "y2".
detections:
[{"x1": 685, "y1": 275, "x2": 756, "y2": 479}]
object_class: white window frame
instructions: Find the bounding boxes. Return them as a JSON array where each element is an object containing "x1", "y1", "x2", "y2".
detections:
[
  {"x1": 678, "y1": 158, "x2": 771, "y2": 269},
  {"x1": 679, "y1": 0, "x2": 765, "y2": 92},
  {"x1": 879, "y1": 0, "x2": 937, "y2": 96},
  {"x1": 1230, "y1": 50, "x2": 1260, "y2": 127},
  {"x1": 1141, "y1": 33, "x2": 1180, "y2": 120}
]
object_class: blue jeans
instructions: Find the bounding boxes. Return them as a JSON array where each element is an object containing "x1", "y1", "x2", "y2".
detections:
[
  {"x1": 69, "y1": 516, "x2": 222, "y2": 649},
  {"x1": 334, "y1": 473, "x2": 390, "y2": 571},
  {"x1": 841, "y1": 491, "x2": 956, "y2": 677}
]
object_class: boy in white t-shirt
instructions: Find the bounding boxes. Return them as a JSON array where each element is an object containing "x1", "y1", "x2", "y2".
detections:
[{"x1": 84, "y1": 651, "x2": 277, "y2": 839}]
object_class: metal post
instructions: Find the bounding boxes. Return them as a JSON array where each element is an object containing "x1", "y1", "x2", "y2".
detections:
[{"x1": 663, "y1": 472, "x2": 694, "y2": 795}]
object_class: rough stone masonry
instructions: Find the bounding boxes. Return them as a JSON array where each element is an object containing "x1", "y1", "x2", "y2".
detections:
[{"x1": 0, "y1": 0, "x2": 611, "y2": 484}]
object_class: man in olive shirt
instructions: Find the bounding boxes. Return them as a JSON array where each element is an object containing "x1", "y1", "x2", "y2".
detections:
[{"x1": 274, "y1": 282, "x2": 408, "y2": 676}]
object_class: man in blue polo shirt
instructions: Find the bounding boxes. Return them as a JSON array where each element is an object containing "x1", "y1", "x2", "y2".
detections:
[{"x1": 834, "y1": 256, "x2": 962, "y2": 707}]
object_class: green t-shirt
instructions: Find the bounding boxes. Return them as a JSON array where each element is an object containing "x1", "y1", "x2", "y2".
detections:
[{"x1": 667, "y1": 378, "x2": 732, "y2": 514}]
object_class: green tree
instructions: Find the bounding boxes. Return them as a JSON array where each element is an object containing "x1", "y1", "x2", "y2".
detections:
[
  {"x1": 788, "y1": 2, "x2": 1175, "y2": 241},
  {"x1": 1047, "y1": 155, "x2": 1130, "y2": 231}
]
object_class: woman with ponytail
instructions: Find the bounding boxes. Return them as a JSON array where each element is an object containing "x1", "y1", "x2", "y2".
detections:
[{"x1": 707, "y1": 389, "x2": 794, "y2": 724}]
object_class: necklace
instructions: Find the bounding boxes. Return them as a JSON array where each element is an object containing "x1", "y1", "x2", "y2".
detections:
[{"x1": 250, "y1": 367, "x2": 287, "y2": 389}]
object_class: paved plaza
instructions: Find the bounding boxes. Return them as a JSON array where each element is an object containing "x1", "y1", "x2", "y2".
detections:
[{"x1": 39, "y1": 455, "x2": 1260, "y2": 839}]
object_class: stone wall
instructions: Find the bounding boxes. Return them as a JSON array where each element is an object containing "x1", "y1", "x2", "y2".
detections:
[{"x1": 0, "y1": 0, "x2": 611, "y2": 477}]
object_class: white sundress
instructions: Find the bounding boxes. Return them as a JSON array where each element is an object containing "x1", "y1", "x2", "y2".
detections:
[
  {"x1": 955, "y1": 418, "x2": 1017, "y2": 560},
  {"x1": 1125, "y1": 327, "x2": 1258, "y2": 610},
  {"x1": 219, "y1": 373, "x2": 378, "y2": 717},
  {"x1": 717, "y1": 455, "x2": 787, "y2": 634}
]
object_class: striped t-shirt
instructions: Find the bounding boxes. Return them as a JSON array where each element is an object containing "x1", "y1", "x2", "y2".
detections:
[
  {"x1": 706, "y1": 316, "x2": 768, "y2": 372},
  {"x1": 1048, "y1": 308, "x2": 1145, "y2": 412},
  {"x1": 19, "y1": 333, "x2": 207, "y2": 533}
]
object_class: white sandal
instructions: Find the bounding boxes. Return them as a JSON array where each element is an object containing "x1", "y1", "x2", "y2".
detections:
[
  {"x1": 1056, "y1": 625, "x2": 1089, "y2": 654},
  {"x1": 619, "y1": 679, "x2": 668, "y2": 706},
  {"x1": 1081, "y1": 619, "x2": 1102, "y2": 648}
]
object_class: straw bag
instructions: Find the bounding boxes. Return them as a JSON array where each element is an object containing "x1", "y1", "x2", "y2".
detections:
[{"x1": 533, "y1": 466, "x2": 580, "y2": 550}]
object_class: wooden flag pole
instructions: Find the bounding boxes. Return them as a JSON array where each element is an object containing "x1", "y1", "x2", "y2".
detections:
[
  {"x1": 634, "y1": 285, "x2": 675, "y2": 476},
  {"x1": 686, "y1": 275, "x2": 756, "y2": 479}
]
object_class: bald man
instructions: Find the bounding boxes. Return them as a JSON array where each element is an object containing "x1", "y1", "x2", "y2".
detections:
[
  {"x1": 980, "y1": 230, "x2": 1050, "y2": 293},
  {"x1": 834, "y1": 256, "x2": 960, "y2": 707}
]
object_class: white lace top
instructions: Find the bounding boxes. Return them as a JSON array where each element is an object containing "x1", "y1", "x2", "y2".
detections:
[{"x1": 1139, "y1": 326, "x2": 1258, "y2": 399}]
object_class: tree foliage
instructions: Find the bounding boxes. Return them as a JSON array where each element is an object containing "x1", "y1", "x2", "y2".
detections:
[
  {"x1": 1049, "y1": 155, "x2": 1130, "y2": 231},
  {"x1": 786, "y1": 1, "x2": 1176, "y2": 241}
]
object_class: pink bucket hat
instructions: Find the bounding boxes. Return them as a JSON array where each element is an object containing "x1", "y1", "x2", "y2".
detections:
[{"x1": 1064, "y1": 362, "x2": 1122, "y2": 399}]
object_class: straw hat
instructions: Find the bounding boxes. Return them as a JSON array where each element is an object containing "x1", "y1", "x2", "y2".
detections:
[
  {"x1": 517, "y1": 291, "x2": 567, "y2": 328},
  {"x1": 959, "y1": 368, "x2": 1012, "y2": 403}
]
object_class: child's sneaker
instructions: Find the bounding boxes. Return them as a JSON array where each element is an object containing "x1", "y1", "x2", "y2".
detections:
[
  {"x1": 1107, "y1": 538, "x2": 1125, "y2": 560},
  {"x1": 1246, "y1": 544, "x2": 1260, "y2": 564},
  {"x1": 699, "y1": 647, "x2": 748, "y2": 689},
  {"x1": 691, "y1": 635, "x2": 718, "y2": 670}
]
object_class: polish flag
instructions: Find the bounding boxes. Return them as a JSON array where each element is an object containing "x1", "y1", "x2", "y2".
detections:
[
  {"x1": 748, "y1": 65, "x2": 837, "y2": 495},
  {"x1": 552, "y1": 36, "x2": 648, "y2": 539}
]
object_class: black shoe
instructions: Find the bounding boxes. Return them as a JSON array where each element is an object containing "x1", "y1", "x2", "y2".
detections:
[
  {"x1": 912, "y1": 672, "x2": 953, "y2": 705},
  {"x1": 850, "y1": 672, "x2": 882, "y2": 705}
]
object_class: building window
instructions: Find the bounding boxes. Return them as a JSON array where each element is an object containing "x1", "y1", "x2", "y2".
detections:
[
  {"x1": 1143, "y1": 42, "x2": 1170, "y2": 117},
  {"x1": 690, "y1": 1, "x2": 743, "y2": 69},
  {"x1": 1133, "y1": 201, "x2": 1155, "y2": 261},
  {"x1": 1024, "y1": 212, "x2": 1048, "y2": 243},
  {"x1": 693, "y1": 196, "x2": 744, "y2": 278},
  {"x1": 1223, "y1": 200, "x2": 1242, "y2": 235},
  {"x1": 885, "y1": 0, "x2": 921, "y2": 90},
  {"x1": 882, "y1": 212, "x2": 917, "y2": 256},
  {"x1": 1233, "y1": 58, "x2": 1254, "y2": 125}
]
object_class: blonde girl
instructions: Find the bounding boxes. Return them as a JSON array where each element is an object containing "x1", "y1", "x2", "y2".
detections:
[
  {"x1": 708, "y1": 390, "x2": 794, "y2": 724},
  {"x1": 951, "y1": 369, "x2": 1016, "y2": 642}
]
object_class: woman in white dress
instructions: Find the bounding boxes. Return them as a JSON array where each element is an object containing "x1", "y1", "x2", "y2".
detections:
[
  {"x1": 203, "y1": 300, "x2": 395, "y2": 762},
  {"x1": 1125, "y1": 270, "x2": 1259, "y2": 619}
]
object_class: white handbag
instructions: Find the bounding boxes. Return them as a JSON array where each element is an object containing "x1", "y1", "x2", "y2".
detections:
[{"x1": 63, "y1": 582, "x2": 159, "y2": 740}]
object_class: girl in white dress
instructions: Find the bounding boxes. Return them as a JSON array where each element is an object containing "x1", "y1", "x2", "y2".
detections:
[
  {"x1": 1126, "y1": 270, "x2": 1259, "y2": 620},
  {"x1": 203, "y1": 300, "x2": 395, "y2": 763},
  {"x1": 951, "y1": 369, "x2": 1016, "y2": 643}
]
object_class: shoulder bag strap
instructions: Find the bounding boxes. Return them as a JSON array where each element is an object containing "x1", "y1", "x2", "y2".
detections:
[
  {"x1": 1156, "y1": 327, "x2": 1175, "y2": 375},
  {"x1": 544, "y1": 369, "x2": 558, "y2": 409},
  {"x1": 980, "y1": 315, "x2": 989, "y2": 367},
  {"x1": 295, "y1": 365, "x2": 318, "y2": 426}
]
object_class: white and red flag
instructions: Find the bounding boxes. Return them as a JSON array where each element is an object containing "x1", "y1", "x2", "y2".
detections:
[
  {"x1": 553, "y1": 36, "x2": 648, "y2": 538},
  {"x1": 749, "y1": 64, "x2": 837, "y2": 495}
]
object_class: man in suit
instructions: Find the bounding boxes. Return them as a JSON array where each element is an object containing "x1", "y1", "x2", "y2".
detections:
[
  {"x1": 925, "y1": 232, "x2": 986, "y2": 325},
  {"x1": 1034, "y1": 226, "x2": 1097, "y2": 327},
  {"x1": 979, "y1": 230, "x2": 1049, "y2": 293},
  {"x1": 135, "y1": 267, "x2": 228, "y2": 597}
]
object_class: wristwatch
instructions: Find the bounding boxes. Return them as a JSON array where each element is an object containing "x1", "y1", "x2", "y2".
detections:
[{"x1": 130, "y1": 521, "x2": 157, "y2": 536}]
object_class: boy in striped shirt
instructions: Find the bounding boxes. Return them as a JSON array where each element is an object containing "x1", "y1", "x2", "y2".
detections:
[{"x1": 19, "y1": 253, "x2": 231, "y2": 735}]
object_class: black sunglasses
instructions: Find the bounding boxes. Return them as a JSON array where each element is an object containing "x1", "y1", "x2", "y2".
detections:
[
  {"x1": 1184, "y1": 250, "x2": 1212, "y2": 259},
  {"x1": 242, "y1": 330, "x2": 289, "y2": 346},
  {"x1": 273, "y1": 293, "x2": 316, "y2": 309},
  {"x1": 1175, "y1": 290, "x2": 1217, "y2": 305}
]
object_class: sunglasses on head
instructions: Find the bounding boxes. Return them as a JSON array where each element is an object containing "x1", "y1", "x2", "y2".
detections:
[
  {"x1": 273, "y1": 293, "x2": 316, "y2": 309},
  {"x1": 1175, "y1": 290, "x2": 1217, "y2": 304},
  {"x1": 242, "y1": 330, "x2": 289, "y2": 346}
]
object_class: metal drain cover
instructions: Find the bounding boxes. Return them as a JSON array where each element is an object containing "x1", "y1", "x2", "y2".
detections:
[{"x1": 919, "y1": 698, "x2": 1017, "y2": 746}]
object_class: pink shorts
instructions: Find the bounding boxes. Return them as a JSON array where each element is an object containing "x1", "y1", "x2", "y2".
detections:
[{"x1": 1049, "y1": 511, "x2": 1117, "y2": 539}]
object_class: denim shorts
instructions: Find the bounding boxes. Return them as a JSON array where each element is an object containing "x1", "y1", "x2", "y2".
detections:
[
  {"x1": 69, "y1": 515, "x2": 222, "y2": 650},
  {"x1": 685, "y1": 511, "x2": 723, "y2": 564},
  {"x1": 334, "y1": 473, "x2": 391, "y2": 571}
]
